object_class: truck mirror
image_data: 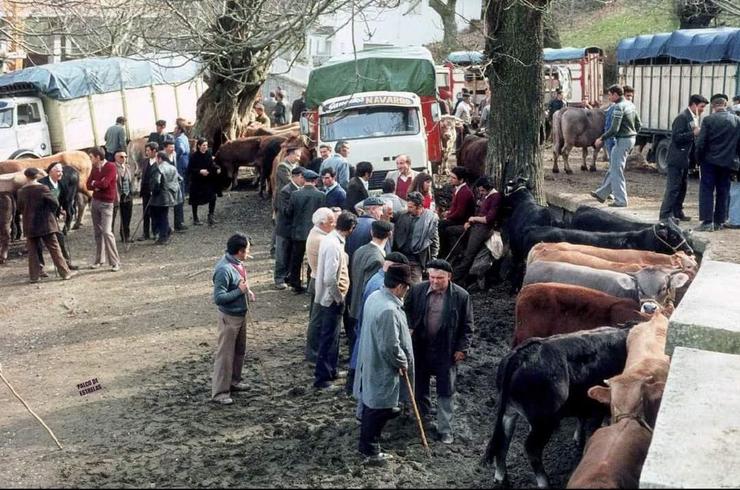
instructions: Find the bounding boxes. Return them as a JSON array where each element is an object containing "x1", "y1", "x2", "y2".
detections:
[{"x1": 299, "y1": 115, "x2": 309, "y2": 135}]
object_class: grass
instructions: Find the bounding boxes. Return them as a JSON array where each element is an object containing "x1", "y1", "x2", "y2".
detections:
[{"x1": 559, "y1": 0, "x2": 679, "y2": 52}]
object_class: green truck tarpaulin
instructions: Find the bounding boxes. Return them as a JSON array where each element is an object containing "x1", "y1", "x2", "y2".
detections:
[{"x1": 305, "y1": 46, "x2": 437, "y2": 109}]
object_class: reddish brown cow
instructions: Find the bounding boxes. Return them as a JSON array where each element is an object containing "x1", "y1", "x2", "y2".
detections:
[
  {"x1": 214, "y1": 137, "x2": 266, "y2": 190},
  {"x1": 269, "y1": 134, "x2": 313, "y2": 195},
  {"x1": 514, "y1": 283, "x2": 647, "y2": 346},
  {"x1": 456, "y1": 134, "x2": 486, "y2": 179}
]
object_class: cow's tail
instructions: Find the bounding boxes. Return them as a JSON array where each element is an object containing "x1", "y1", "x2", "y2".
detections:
[
  {"x1": 484, "y1": 350, "x2": 517, "y2": 465},
  {"x1": 552, "y1": 109, "x2": 564, "y2": 155}
]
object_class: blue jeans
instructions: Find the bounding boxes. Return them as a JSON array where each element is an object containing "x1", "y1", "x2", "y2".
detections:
[
  {"x1": 314, "y1": 301, "x2": 343, "y2": 387},
  {"x1": 594, "y1": 136, "x2": 634, "y2": 206}
]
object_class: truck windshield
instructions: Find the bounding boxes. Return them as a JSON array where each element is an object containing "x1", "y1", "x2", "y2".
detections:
[
  {"x1": 0, "y1": 108, "x2": 12, "y2": 128},
  {"x1": 320, "y1": 106, "x2": 420, "y2": 141}
]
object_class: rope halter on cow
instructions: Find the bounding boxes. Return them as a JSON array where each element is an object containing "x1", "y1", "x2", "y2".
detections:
[
  {"x1": 613, "y1": 412, "x2": 654, "y2": 434},
  {"x1": 652, "y1": 223, "x2": 693, "y2": 255}
]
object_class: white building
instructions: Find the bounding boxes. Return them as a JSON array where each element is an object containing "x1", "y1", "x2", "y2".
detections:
[{"x1": 264, "y1": 0, "x2": 482, "y2": 101}]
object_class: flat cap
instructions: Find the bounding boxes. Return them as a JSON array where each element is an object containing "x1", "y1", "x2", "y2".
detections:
[
  {"x1": 363, "y1": 196, "x2": 386, "y2": 207},
  {"x1": 426, "y1": 258, "x2": 453, "y2": 273},
  {"x1": 385, "y1": 263, "x2": 413, "y2": 286},
  {"x1": 302, "y1": 168, "x2": 319, "y2": 180},
  {"x1": 291, "y1": 167, "x2": 304, "y2": 175}
]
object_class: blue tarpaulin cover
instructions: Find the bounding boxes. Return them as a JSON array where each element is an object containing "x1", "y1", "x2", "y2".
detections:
[
  {"x1": 617, "y1": 28, "x2": 740, "y2": 63},
  {"x1": 445, "y1": 51, "x2": 485, "y2": 65},
  {"x1": 544, "y1": 47, "x2": 591, "y2": 61},
  {"x1": 0, "y1": 55, "x2": 202, "y2": 100}
]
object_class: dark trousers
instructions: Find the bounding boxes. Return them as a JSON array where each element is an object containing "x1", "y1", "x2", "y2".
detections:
[
  {"x1": 192, "y1": 199, "x2": 216, "y2": 221},
  {"x1": 314, "y1": 302, "x2": 343, "y2": 387},
  {"x1": 113, "y1": 199, "x2": 133, "y2": 242},
  {"x1": 305, "y1": 278, "x2": 322, "y2": 362},
  {"x1": 452, "y1": 224, "x2": 493, "y2": 281},
  {"x1": 359, "y1": 405, "x2": 396, "y2": 456},
  {"x1": 150, "y1": 206, "x2": 171, "y2": 242},
  {"x1": 699, "y1": 163, "x2": 732, "y2": 224},
  {"x1": 287, "y1": 239, "x2": 307, "y2": 288},
  {"x1": 27, "y1": 234, "x2": 71, "y2": 281},
  {"x1": 141, "y1": 193, "x2": 151, "y2": 238},
  {"x1": 659, "y1": 166, "x2": 689, "y2": 220},
  {"x1": 37, "y1": 231, "x2": 72, "y2": 268},
  {"x1": 173, "y1": 202, "x2": 185, "y2": 229},
  {"x1": 438, "y1": 219, "x2": 461, "y2": 258}
]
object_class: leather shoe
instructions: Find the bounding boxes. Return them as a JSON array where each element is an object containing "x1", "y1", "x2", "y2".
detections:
[
  {"x1": 363, "y1": 452, "x2": 393, "y2": 466},
  {"x1": 230, "y1": 382, "x2": 249, "y2": 392},
  {"x1": 67, "y1": 264, "x2": 80, "y2": 271},
  {"x1": 136, "y1": 236, "x2": 150, "y2": 242},
  {"x1": 211, "y1": 395, "x2": 233, "y2": 405},
  {"x1": 440, "y1": 433, "x2": 454, "y2": 444},
  {"x1": 608, "y1": 202, "x2": 627, "y2": 208},
  {"x1": 589, "y1": 191, "x2": 606, "y2": 204},
  {"x1": 695, "y1": 222, "x2": 714, "y2": 232},
  {"x1": 676, "y1": 214, "x2": 692, "y2": 222},
  {"x1": 720, "y1": 222, "x2": 740, "y2": 229},
  {"x1": 63, "y1": 271, "x2": 78, "y2": 280}
]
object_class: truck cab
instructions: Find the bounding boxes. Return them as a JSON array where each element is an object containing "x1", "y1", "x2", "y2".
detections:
[
  {"x1": 311, "y1": 91, "x2": 429, "y2": 189},
  {"x1": 0, "y1": 96, "x2": 51, "y2": 159}
]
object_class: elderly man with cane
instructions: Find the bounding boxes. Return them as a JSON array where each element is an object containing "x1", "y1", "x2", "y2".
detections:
[{"x1": 354, "y1": 263, "x2": 415, "y2": 465}]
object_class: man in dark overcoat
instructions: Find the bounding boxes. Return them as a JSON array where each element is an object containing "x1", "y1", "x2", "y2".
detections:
[
  {"x1": 404, "y1": 258, "x2": 473, "y2": 445},
  {"x1": 286, "y1": 169, "x2": 325, "y2": 292}
]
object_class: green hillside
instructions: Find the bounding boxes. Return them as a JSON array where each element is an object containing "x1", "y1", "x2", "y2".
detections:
[{"x1": 558, "y1": 0, "x2": 679, "y2": 53}]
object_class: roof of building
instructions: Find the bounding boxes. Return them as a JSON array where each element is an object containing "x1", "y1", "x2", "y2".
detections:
[
  {"x1": 617, "y1": 28, "x2": 740, "y2": 64},
  {"x1": 0, "y1": 54, "x2": 202, "y2": 100}
]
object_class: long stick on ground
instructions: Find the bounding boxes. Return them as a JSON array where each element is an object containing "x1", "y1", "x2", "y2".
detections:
[
  {"x1": 125, "y1": 201, "x2": 151, "y2": 252},
  {"x1": 0, "y1": 364, "x2": 63, "y2": 450},
  {"x1": 402, "y1": 369, "x2": 430, "y2": 456}
]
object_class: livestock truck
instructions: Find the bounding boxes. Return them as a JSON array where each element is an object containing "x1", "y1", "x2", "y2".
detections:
[
  {"x1": 0, "y1": 56, "x2": 205, "y2": 160},
  {"x1": 543, "y1": 46, "x2": 604, "y2": 106},
  {"x1": 302, "y1": 46, "x2": 441, "y2": 190},
  {"x1": 618, "y1": 27, "x2": 740, "y2": 174}
]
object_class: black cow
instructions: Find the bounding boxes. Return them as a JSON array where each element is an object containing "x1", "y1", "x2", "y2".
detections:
[
  {"x1": 501, "y1": 178, "x2": 562, "y2": 289},
  {"x1": 484, "y1": 326, "x2": 631, "y2": 488},
  {"x1": 570, "y1": 205, "x2": 652, "y2": 233},
  {"x1": 256, "y1": 136, "x2": 284, "y2": 199},
  {"x1": 58, "y1": 166, "x2": 80, "y2": 234},
  {"x1": 521, "y1": 220, "x2": 693, "y2": 259}
]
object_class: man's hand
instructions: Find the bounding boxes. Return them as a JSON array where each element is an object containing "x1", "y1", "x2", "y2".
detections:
[
  {"x1": 453, "y1": 351, "x2": 465, "y2": 363},
  {"x1": 463, "y1": 222, "x2": 471, "y2": 230},
  {"x1": 238, "y1": 279, "x2": 249, "y2": 293},
  {"x1": 200, "y1": 169, "x2": 209, "y2": 176},
  {"x1": 247, "y1": 290, "x2": 256, "y2": 302},
  {"x1": 594, "y1": 137, "x2": 603, "y2": 148},
  {"x1": 693, "y1": 126, "x2": 701, "y2": 136},
  {"x1": 399, "y1": 367, "x2": 407, "y2": 376}
]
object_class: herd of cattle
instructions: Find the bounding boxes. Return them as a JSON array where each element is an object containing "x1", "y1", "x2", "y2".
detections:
[{"x1": 483, "y1": 177, "x2": 697, "y2": 488}]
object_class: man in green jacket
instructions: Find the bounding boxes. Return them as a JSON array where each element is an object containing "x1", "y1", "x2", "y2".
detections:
[{"x1": 592, "y1": 85, "x2": 642, "y2": 208}]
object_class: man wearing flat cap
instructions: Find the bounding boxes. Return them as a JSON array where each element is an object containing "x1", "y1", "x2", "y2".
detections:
[
  {"x1": 345, "y1": 196, "x2": 389, "y2": 261},
  {"x1": 285, "y1": 168, "x2": 325, "y2": 292},
  {"x1": 694, "y1": 93, "x2": 740, "y2": 232},
  {"x1": 404, "y1": 258, "x2": 474, "y2": 445},
  {"x1": 354, "y1": 263, "x2": 414, "y2": 465},
  {"x1": 345, "y1": 220, "x2": 394, "y2": 392},
  {"x1": 273, "y1": 166, "x2": 305, "y2": 289},
  {"x1": 393, "y1": 191, "x2": 439, "y2": 284}
]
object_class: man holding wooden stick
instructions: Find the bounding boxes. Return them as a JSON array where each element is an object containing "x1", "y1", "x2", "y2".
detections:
[{"x1": 353, "y1": 263, "x2": 414, "y2": 465}]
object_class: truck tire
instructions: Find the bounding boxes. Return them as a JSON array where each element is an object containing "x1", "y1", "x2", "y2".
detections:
[
  {"x1": 9, "y1": 150, "x2": 40, "y2": 160},
  {"x1": 654, "y1": 138, "x2": 670, "y2": 175}
]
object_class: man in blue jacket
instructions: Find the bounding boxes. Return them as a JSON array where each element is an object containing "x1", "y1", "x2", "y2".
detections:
[{"x1": 211, "y1": 233, "x2": 256, "y2": 405}]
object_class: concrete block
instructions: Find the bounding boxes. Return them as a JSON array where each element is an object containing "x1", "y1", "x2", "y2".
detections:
[
  {"x1": 640, "y1": 347, "x2": 740, "y2": 488},
  {"x1": 666, "y1": 260, "x2": 740, "y2": 356}
]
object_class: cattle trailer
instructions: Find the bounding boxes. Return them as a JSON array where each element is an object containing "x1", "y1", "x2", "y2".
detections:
[
  {"x1": 543, "y1": 46, "x2": 605, "y2": 106},
  {"x1": 617, "y1": 28, "x2": 740, "y2": 174}
]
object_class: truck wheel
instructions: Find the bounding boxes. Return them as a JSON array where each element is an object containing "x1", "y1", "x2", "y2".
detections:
[
  {"x1": 654, "y1": 138, "x2": 670, "y2": 175},
  {"x1": 9, "y1": 150, "x2": 40, "y2": 160}
]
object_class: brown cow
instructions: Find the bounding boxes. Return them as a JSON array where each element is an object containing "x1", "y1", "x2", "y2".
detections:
[
  {"x1": 527, "y1": 242, "x2": 698, "y2": 277},
  {"x1": 0, "y1": 151, "x2": 92, "y2": 229},
  {"x1": 569, "y1": 314, "x2": 671, "y2": 489},
  {"x1": 214, "y1": 136, "x2": 266, "y2": 190},
  {"x1": 456, "y1": 133, "x2": 487, "y2": 179},
  {"x1": 551, "y1": 107, "x2": 606, "y2": 174},
  {"x1": 269, "y1": 133, "x2": 312, "y2": 196},
  {"x1": 566, "y1": 383, "x2": 664, "y2": 489},
  {"x1": 513, "y1": 283, "x2": 647, "y2": 346}
]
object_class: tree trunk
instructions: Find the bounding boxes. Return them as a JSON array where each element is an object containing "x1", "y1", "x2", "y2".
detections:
[
  {"x1": 429, "y1": 0, "x2": 459, "y2": 51},
  {"x1": 543, "y1": 8, "x2": 562, "y2": 49},
  {"x1": 675, "y1": 0, "x2": 721, "y2": 28},
  {"x1": 484, "y1": 0, "x2": 548, "y2": 203}
]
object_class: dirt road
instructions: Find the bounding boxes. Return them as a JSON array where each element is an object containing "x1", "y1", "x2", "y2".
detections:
[{"x1": 0, "y1": 189, "x2": 586, "y2": 488}]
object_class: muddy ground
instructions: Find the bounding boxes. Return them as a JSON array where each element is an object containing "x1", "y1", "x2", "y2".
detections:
[{"x1": 0, "y1": 181, "x2": 594, "y2": 488}]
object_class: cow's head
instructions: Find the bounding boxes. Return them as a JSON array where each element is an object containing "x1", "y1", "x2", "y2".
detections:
[
  {"x1": 632, "y1": 267, "x2": 691, "y2": 311},
  {"x1": 653, "y1": 221, "x2": 694, "y2": 255},
  {"x1": 503, "y1": 176, "x2": 531, "y2": 196},
  {"x1": 588, "y1": 364, "x2": 667, "y2": 428}
]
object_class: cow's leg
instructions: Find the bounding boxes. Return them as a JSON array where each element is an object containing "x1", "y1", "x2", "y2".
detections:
[
  {"x1": 562, "y1": 146, "x2": 573, "y2": 175},
  {"x1": 525, "y1": 420, "x2": 557, "y2": 489},
  {"x1": 73, "y1": 193, "x2": 88, "y2": 230},
  {"x1": 589, "y1": 146, "x2": 598, "y2": 172},
  {"x1": 488, "y1": 411, "x2": 518, "y2": 484},
  {"x1": 551, "y1": 150, "x2": 560, "y2": 174},
  {"x1": 580, "y1": 147, "x2": 588, "y2": 171}
]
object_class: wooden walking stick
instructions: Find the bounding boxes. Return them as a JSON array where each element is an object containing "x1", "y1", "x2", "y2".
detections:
[
  {"x1": 444, "y1": 226, "x2": 469, "y2": 262},
  {"x1": 401, "y1": 368, "x2": 430, "y2": 456},
  {"x1": 124, "y1": 201, "x2": 151, "y2": 252},
  {"x1": 0, "y1": 364, "x2": 63, "y2": 450}
]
